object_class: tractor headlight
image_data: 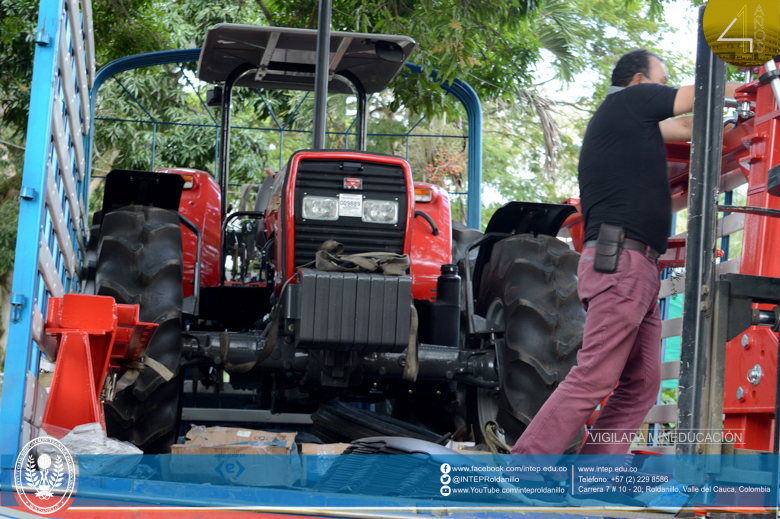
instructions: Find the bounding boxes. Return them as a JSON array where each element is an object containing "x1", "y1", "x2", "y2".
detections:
[
  {"x1": 362, "y1": 199, "x2": 398, "y2": 224},
  {"x1": 302, "y1": 196, "x2": 339, "y2": 221}
]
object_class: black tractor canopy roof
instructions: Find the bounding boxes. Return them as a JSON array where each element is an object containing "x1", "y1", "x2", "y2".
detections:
[{"x1": 197, "y1": 24, "x2": 417, "y2": 94}]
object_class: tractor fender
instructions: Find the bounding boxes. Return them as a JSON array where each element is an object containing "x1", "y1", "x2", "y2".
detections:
[
  {"x1": 484, "y1": 201, "x2": 577, "y2": 236},
  {"x1": 461, "y1": 201, "x2": 578, "y2": 317},
  {"x1": 410, "y1": 182, "x2": 452, "y2": 300},
  {"x1": 162, "y1": 169, "x2": 222, "y2": 295},
  {"x1": 101, "y1": 169, "x2": 185, "y2": 216},
  {"x1": 99, "y1": 168, "x2": 222, "y2": 297}
]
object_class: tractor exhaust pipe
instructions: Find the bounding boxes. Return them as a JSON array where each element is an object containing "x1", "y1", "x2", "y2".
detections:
[{"x1": 312, "y1": 0, "x2": 332, "y2": 149}]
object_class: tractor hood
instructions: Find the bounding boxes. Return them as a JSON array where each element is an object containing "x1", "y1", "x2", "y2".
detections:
[{"x1": 197, "y1": 24, "x2": 417, "y2": 94}]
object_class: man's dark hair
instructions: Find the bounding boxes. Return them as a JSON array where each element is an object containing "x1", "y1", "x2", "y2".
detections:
[{"x1": 611, "y1": 49, "x2": 663, "y2": 87}]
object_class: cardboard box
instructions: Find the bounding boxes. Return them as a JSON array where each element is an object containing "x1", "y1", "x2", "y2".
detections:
[
  {"x1": 180, "y1": 426, "x2": 296, "y2": 447},
  {"x1": 298, "y1": 443, "x2": 351, "y2": 485},
  {"x1": 169, "y1": 427, "x2": 301, "y2": 487}
]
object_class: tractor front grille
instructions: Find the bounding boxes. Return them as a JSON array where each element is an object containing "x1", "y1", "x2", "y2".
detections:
[
  {"x1": 294, "y1": 224, "x2": 406, "y2": 268},
  {"x1": 292, "y1": 159, "x2": 408, "y2": 269}
]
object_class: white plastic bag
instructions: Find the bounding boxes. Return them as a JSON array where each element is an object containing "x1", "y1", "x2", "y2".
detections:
[{"x1": 55, "y1": 423, "x2": 143, "y2": 478}]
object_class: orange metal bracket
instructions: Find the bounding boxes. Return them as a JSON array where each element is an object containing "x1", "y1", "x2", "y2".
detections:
[{"x1": 41, "y1": 294, "x2": 157, "y2": 435}]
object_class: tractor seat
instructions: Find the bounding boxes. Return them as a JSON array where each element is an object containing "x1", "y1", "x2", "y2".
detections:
[
  {"x1": 254, "y1": 175, "x2": 274, "y2": 213},
  {"x1": 254, "y1": 175, "x2": 274, "y2": 248}
]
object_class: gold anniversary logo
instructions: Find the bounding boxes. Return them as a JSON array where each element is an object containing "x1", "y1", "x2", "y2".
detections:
[{"x1": 704, "y1": 0, "x2": 780, "y2": 67}]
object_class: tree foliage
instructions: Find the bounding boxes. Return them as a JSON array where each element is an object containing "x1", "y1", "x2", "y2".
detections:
[
  {"x1": 0, "y1": 174, "x2": 22, "y2": 276},
  {"x1": 1, "y1": 0, "x2": 694, "y2": 227}
]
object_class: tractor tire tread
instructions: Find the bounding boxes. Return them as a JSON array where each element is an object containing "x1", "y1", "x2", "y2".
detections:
[
  {"x1": 475, "y1": 234, "x2": 585, "y2": 450},
  {"x1": 94, "y1": 205, "x2": 184, "y2": 453}
]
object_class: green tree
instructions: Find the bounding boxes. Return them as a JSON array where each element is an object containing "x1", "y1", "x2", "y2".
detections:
[{"x1": 2, "y1": 0, "x2": 694, "y2": 224}]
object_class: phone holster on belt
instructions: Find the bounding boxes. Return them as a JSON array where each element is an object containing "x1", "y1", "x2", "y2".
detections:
[{"x1": 593, "y1": 223, "x2": 625, "y2": 273}]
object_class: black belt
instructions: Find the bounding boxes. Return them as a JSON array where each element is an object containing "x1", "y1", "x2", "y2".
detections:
[{"x1": 583, "y1": 239, "x2": 661, "y2": 264}]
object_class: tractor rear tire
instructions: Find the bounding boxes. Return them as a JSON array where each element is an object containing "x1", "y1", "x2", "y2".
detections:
[
  {"x1": 80, "y1": 210, "x2": 102, "y2": 295},
  {"x1": 473, "y1": 234, "x2": 585, "y2": 452},
  {"x1": 95, "y1": 205, "x2": 184, "y2": 453}
]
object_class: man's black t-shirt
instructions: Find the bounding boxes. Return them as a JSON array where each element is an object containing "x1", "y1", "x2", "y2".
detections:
[{"x1": 578, "y1": 83, "x2": 678, "y2": 254}]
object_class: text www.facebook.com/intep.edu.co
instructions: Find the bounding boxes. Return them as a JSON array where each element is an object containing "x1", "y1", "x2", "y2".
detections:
[{"x1": 438, "y1": 462, "x2": 568, "y2": 497}]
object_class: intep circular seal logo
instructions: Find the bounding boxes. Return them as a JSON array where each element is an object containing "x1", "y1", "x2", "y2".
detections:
[
  {"x1": 703, "y1": 0, "x2": 779, "y2": 67},
  {"x1": 14, "y1": 437, "x2": 77, "y2": 514}
]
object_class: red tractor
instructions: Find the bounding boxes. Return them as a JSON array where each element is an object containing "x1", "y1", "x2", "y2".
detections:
[{"x1": 85, "y1": 24, "x2": 585, "y2": 452}]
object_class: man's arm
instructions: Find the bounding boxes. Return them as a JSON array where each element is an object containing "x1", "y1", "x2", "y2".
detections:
[
  {"x1": 664, "y1": 82, "x2": 745, "y2": 141},
  {"x1": 672, "y1": 86, "x2": 694, "y2": 116},
  {"x1": 725, "y1": 81, "x2": 741, "y2": 99},
  {"x1": 660, "y1": 115, "x2": 693, "y2": 143},
  {"x1": 672, "y1": 82, "x2": 743, "y2": 116}
]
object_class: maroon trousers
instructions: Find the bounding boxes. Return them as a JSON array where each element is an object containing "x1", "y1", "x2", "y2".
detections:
[{"x1": 511, "y1": 248, "x2": 662, "y2": 455}]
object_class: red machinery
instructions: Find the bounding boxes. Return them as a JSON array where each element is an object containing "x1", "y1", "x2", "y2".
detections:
[
  {"x1": 721, "y1": 73, "x2": 780, "y2": 451},
  {"x1": 41, "y1": 294, "x2": 157, "y2": 434},
  {"x1": 154, "y1": 169, "x2": 223, "y2": 297}
]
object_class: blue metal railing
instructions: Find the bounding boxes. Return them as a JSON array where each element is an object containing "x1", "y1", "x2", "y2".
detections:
[
  {"x1": 0, "y1": 0, "x2": 94, "y2": 464},
  {"x1": 407, "y1": 63, "x2": 482, "y2": 228}
]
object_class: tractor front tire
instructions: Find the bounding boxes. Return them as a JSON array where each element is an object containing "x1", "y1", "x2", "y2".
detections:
[
  {"x1": 95, "y1": 205, "x2": 184, "y2": 453},
  {"x1": 474, "y1": 234, "x2": 585, "y2": 452}
]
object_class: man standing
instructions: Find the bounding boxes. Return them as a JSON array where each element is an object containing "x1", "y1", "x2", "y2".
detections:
[{"x1": 511, "y1": 49, "x2": 738, "y2": 455}]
